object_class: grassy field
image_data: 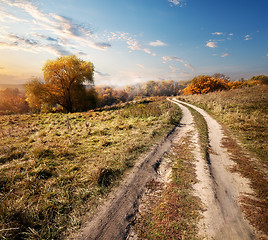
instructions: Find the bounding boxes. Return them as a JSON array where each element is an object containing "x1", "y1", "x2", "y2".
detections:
[
  {"x1": 178, "y1": 85, "x2": 268, "y2": 236},
  {"x1": 0, "y1": 98, "x2": 181, "y2": 239}
]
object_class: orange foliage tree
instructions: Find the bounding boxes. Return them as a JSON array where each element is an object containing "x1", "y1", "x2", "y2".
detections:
[
  {"x1": 26, "y1": 55, "x2": 96, "y2": 112},
  {"x1": 183, "y1": 75, "x2": 229, "y2": 95}
]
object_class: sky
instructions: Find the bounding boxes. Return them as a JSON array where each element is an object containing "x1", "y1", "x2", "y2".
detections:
[{"x1": 0, "y1": 0, "x2": 268, "y2": 87}]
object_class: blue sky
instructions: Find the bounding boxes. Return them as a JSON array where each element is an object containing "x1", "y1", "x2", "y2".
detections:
[{"x1": 0, "y1": 0, "x2": 267, "y2": 86}]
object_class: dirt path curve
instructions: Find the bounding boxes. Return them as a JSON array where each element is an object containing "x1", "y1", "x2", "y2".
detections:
[
  {"x1": 75, "y1": 114, "x2": 194, "y2": 239},
  {"x1": 75, "y1": 99, "x2": 255, "y2": 240},
  {"x1": 171, "y1": 99, "x2": 255, "y2": 240}
]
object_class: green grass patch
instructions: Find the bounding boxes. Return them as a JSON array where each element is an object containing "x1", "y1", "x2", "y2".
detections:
[{"x1": 0, "y1": 97, "x2": 181, "y2": 239}]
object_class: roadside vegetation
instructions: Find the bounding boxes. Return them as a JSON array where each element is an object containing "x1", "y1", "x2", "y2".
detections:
[
  {"x1": 135, "y1": 134, "x2": 202, "y2": 240},
  {"x1": 0, "y1": 98, "x2": 181, "y2": 239},
  {"x1": 179, "y1": 85, "x2": 268, "y2": 165}
]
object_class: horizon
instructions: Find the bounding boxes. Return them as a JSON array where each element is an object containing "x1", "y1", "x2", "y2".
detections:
[{"x1": 0, "y1": 0, "x2": 268, "y2": 87}]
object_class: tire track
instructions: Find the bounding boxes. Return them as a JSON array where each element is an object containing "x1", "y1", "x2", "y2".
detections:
[{"x1": 74, "y1": 120, "x2": 192, "y2": 239}]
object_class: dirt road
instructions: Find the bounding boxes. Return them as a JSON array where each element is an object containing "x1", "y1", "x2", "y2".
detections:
[
  {"x1": 171, "y1": 99, "x2": 255, "y2": 239},
  {"x1": 74, "y1": 99, "x2": 256, "y2": 240}
]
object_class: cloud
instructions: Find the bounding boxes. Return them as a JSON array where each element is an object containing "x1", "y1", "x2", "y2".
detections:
[
  {"x1": 137, "y1": 64, "x2": 145, "y2": 69},
  {"x1": 0, "y1": 9, "x2": 28, "y2": 22},
  {"x1": 169, "y1": 65, "x2": 179, "y2": 73},
  {"x1": 44, "y1": 44, "x2": 73, "y2": 56},
  {"x1": 0, "y1": 0, "x2": 111, "y2": 54},
  {"x1": 108, "y1": 31, "x2": 156, "y2": 56},
  {"x1": 206, "y1": 41, "x2": 217, "y2": 48},
  {"x1": 244, "y1": 34, "x2": 252, "y2": 41},
  {"x1": 0, "y1": 66, "x2": 5, "y2": 70},
  {"x1": 184, "y1": 63, "x2": 195, "y2": 71},
  {"x1": 168, "y1": 0, "x2": 186, "y2": 7},
  {"x1": 95, "y1": 70, "x2": 110, "y2": 77},
  {"x1": 0, "y1": 32, "x2": 73, "y2": 56},
  {"x1": 163, "y1": 56, "x2": 194, "y2": 72},
  {"x1": 143, "y1": 48, "x2": 156, "y2": 56},
  {"x1": 221, "y1": 53, "x2": 229, "y2": 58},
  {"x1": 149, "y1": 40, "x2": 167, "y2": 47},
  {"x1": 162, "y1": 56, "x2": 184, "y2": 63},
  {"x1": 212, "y1": 32, "x2": 223, "y2": 35}
]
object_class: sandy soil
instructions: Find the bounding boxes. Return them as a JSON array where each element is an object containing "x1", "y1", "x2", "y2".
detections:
[{"x1": 73, "y1": 99, "x2": 256, "y2": 240}]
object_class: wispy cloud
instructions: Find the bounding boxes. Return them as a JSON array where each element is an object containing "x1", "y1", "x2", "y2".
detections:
[
  {"x1": 168, "y1": 0, "x2": 186, "y2": 7},
  {"x1": 137, "y1": 64, "x2": 145, "y2": 69},
  {"x1": 0, "y1": 66, "x2": 5, "y2": 70},
  {"x1": 95, "y1": 70, "x2": 110, "y2": 77},
  {"x1": 149, "y1": 40, "x2": 167, "y2": 47},
  {"x1": 221, "y1": 53, "x2": 229, "y2": 58},
  {"x1": 108, "y1": 31, "x2": 155, "y2": 56},
  {"x1": 0, "y1": 9, "x2": 28, "y2": 22},
  {"x1": 162, "y1": 56, "x2": 184, "y2": 63},
  {"x1": 206, "y1": 41, "x2": 217, "y2": 48},
  {"x1": 244, "y1": 34, "x2": 252, "y2": 41},
  {"x1": 212, "y1": 32, "x2": 223, "y2": 35},
  {"x1": 0, "y1": 0, "x2": 111, "y2": 55},
  {"x1": 163, "y1": 56, "x2": 194, "y2": 71},
  {"x1": 184, "y1": 63, "x2": 195, "y2": 71}
]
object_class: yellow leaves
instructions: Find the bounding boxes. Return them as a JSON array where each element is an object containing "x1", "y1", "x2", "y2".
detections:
[{"x1": 183, "y1": 75, "x2": 229, "y2": 95}]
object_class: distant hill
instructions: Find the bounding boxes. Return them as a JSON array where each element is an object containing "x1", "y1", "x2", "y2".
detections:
[{"x1": 0, "y1": 84, "x2": 26, "y2": 92}]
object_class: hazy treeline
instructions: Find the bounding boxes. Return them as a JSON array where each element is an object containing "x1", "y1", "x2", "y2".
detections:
[
  {"x1": 1, "y1": 74, "x2": 267, "y2": 114},
  {"x1": 0, "y1": 88, "x2": 29, "y2": 114},
  {"x1": 0, "y1": 80, "x2": 186, "y2": 114},
  {"x1": 96, "y1": 80, "x2": 187, "y2": 107}
]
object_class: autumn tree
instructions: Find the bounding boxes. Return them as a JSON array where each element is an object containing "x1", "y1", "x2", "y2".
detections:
[
  {"x1": 183, "y1": 75, "x2": 229, "y2": 95},
  {"x1": 248, "y1": 75, "x2": 268, "y2": 85},
  {"x1": 26, "y1": 55, "x2": 95, "y2": 112},
  {"x1": 25, "y1": 78, "x2": 47, "y2": 111},
  {"x1": 0, "y1": 88, "x2": 29, "y2": 113}
]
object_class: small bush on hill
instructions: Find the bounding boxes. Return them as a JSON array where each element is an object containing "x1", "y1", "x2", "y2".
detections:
[{"x1": 183, "y1": 75, "x2": 229, "y2": 95}]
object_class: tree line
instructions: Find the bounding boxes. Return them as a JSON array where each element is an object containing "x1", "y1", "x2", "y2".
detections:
[{"x1": 1, "y1": 55, "x2": 267, "y2": 114}]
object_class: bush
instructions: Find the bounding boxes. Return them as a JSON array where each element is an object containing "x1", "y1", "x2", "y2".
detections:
[{"x1": 183, "y1": 75, "x2": 229, "y2": 95}]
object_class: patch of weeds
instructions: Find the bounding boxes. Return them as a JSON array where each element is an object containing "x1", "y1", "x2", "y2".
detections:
[
  {"x1": 187, "y1": 106, "x2": 209, "y2": 160},
  {"x1": 96, "y1": 167, "x2": 121, "y2": 187},
  {"x1": 135, "y1": 135, "x2": 202, "y2": 240},
  {"x1": 222, "y1": 135, "x2": 268, "y2": 236}
]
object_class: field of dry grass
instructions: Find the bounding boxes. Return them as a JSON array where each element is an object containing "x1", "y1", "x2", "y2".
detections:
[{"x1": 0, "y1": 98, "x2": 181, "y2": 239}]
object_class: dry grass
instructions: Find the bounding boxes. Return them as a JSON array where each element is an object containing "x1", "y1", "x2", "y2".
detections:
[
  {"x1": 178, "y1": 85, "x2": 268, "y2": 165},
  {"x1": 222, "y1": 135, "x2": 268, "y2": 237},
  {"x1": 178, "y1": 85, "x2": 268, "y2": 237},
  {"x1": 134, "y1": 134, "x2": 202, "y2": 240},
  {"x1": 0, "y1": 98, "x2": 181, "y2": 239}
]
